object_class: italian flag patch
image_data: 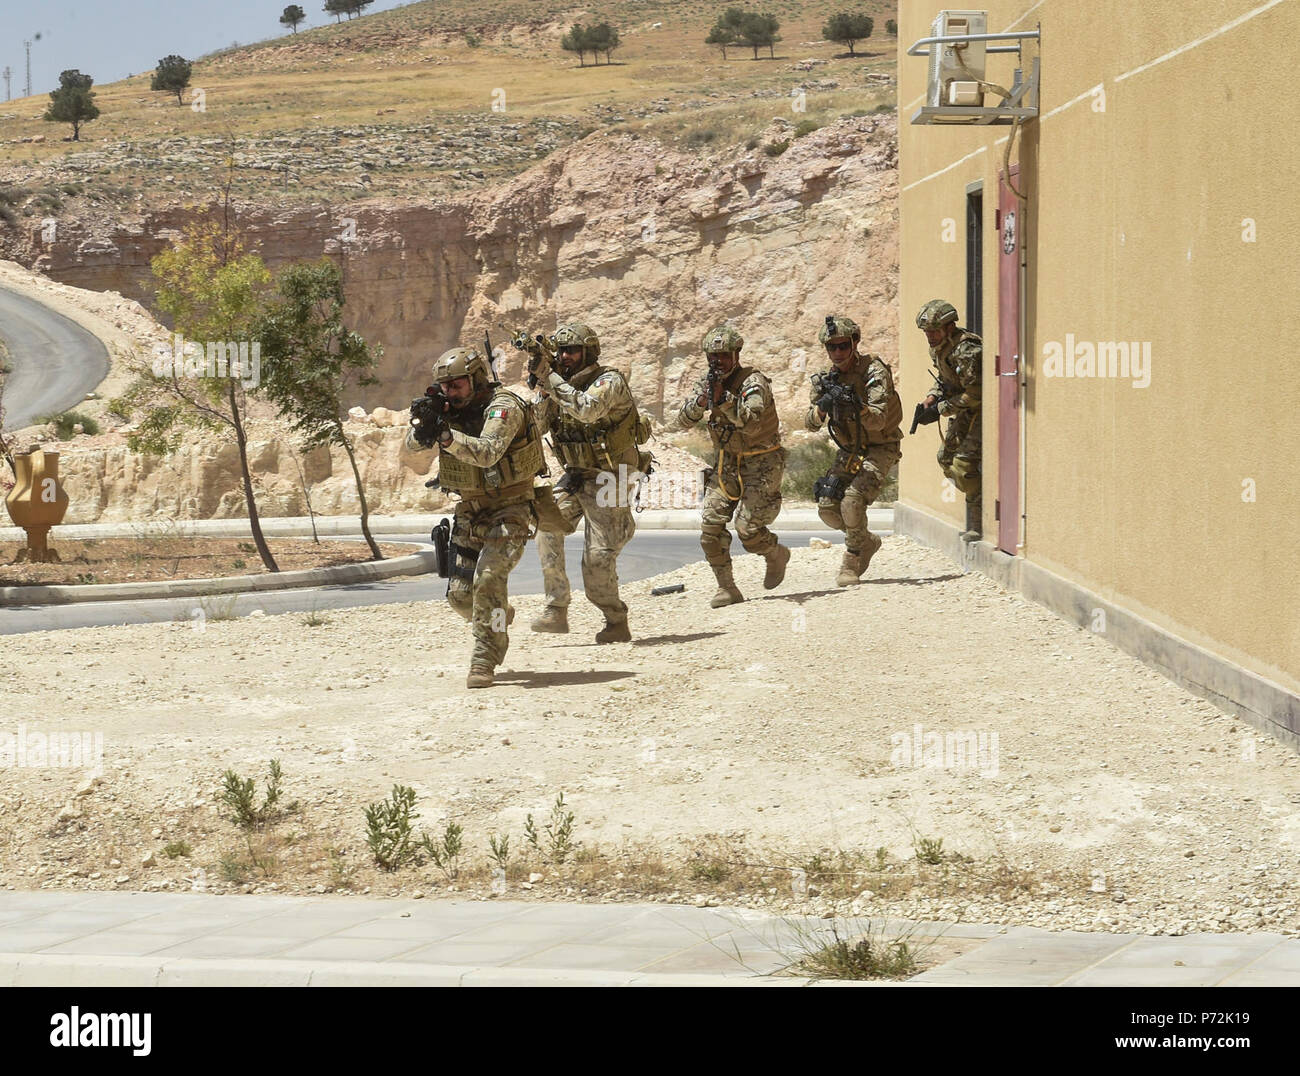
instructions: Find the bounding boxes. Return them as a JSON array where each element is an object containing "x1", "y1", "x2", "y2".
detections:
[{"x1": 487, "y1": 406, "x2": 510, "y2": 420}]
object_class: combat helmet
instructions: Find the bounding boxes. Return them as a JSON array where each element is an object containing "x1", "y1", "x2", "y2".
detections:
[
  {"x1": 432, "y1": 346, "x2": 491, "y2": 390},
  {"x1": 702, "y1": 325, "x2": 744, "y2": 355},
  {"x1": 818, "y1": 315, "x2": 861, "y2": 345},
  {"x1": 916, "y1": 300, "x2": 959, "y2": 331},
  {"x1": 553, "y1": 322, "x2": 601, "y2": 363}
]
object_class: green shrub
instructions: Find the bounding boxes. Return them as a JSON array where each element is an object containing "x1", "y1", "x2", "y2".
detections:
[
  {"x1": 764, "y1": 139, "x2": 790, "y2": 157},
  {"x1": 781, "y1": 439, "x2": 839, "y2": 501},
  {"x1": 41, "y1": 410, "x2": 100, "y2": 440},
  {"x1": 793, "y1": 119, "x2": 821, "y2": 138}
]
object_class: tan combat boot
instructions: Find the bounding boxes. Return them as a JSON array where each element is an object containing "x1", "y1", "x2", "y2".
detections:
[
  {"x1": 762, "y1": 543, "x2": 791, "y2": 590},
  {"x1": 595, "y1": 619, "x2": 631, "y2": 644},
  {"x1": 836, "y1": 550, "x2": 864, "y2": 587},
  {"x1": 467, "y1": 664, "x2": 494, "y2": 689},
  {"x1": 961, "y1": 501, "x2": 982, "y2": 543},
  {"x1": 530, "y1": 606, "x2": 569, "y2": 633},
  {"x1": 859, "y1": 531, "x2": 883, "y2": 571},
  {"x1": 710, "y1": 562, "x2": 745, "y2": 608}
]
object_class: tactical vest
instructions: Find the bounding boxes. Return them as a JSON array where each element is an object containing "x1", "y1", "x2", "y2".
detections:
[
  {"x1": 707, "y1": 365, "x2": 780, "y2": 455},
  {"x1": 437, "y1": 387, "x2": 545, "y2": 498},
  {"x1": 550, "y1": 363, "x2": 642, "y2": 472},
  {"x1": 825, "y1": 354, "x2": 904, "y2": 450},
  {"x1": 932, "y1": 328, "x2": 982, "y2": 394}
]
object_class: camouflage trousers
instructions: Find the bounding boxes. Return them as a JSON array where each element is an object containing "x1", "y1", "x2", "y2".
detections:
[
  {"x1": 447, "y1": 495, "x2": 532, "y2": 669},
  {"x1": 938, "y1": 407, "x2": 981, "y2": 505},
  {"x1": 817, "y1": 441, "x2": 901, "y2": 555},
  {"x1": 534, "y1": 470, "x2": 635, "y2": 624},
  {"x1": 700, "y1": 446, "x2": 785, "y2": 565}
]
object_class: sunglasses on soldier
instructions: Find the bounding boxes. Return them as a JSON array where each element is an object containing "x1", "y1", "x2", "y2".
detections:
[{"x1": 826, "y1": 340, "x2": 854, "y2": 353}]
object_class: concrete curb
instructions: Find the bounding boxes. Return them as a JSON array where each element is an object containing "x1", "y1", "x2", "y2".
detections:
[
  {"x1": 0, "y1": 507, "x2": 894, "y2": 542},
  {"x1": 0, "y1": 952, "x2": 834, "y2": 988},
  {"x1": 0, "y1": 548, "x2": 438, "y2": 606}
]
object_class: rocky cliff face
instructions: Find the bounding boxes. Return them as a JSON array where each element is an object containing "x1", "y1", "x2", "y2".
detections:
[{"x1": 26, "y1": 116, "x2": 898, "y2": 425}]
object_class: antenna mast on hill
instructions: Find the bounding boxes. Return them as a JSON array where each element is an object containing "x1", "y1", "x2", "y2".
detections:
[{"x1": 2, "y1": 67, "x2": 10, "y2": 101}]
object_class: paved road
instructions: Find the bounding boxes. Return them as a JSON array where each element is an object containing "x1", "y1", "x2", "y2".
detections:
[
  {"x1": 0, "y1": 284, "x2": 110, "y2": 431},
  {"x1": 0, "y1": 529, "x2": 843, "y2": 635}
]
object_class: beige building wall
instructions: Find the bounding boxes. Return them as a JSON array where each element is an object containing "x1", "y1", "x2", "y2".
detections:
[{"x1": 896, "y1": 0, "x2": 1300, "y2": 696}]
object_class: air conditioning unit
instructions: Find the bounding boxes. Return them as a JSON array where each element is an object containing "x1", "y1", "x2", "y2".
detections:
[{"x1": 927, "y1": 10, "x2": 988, "y2": 112}]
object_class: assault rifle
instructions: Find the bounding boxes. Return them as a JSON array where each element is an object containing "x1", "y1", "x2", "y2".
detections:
[
  {"x1": 509, "y1": 329, "x2": 557, "y2": 389},
  {"x1": 409, "y1": 384, "x2": 451, "y2": 448}
]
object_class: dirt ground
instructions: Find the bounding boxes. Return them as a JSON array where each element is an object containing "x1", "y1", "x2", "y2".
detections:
[
  {"x1": 0, "y1": 537, "x2": 414, "y2": 585},
  {"x1": 1, "y1": 535, "x2": 1297, "y2": 937}
]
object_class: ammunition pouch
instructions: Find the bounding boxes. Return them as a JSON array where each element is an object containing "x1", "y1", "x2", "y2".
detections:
[
  {"x1": 431, "y1": 518, "x2": 452, "y2": 578},
  {"x1": 637, "y1": 449, "x2": 654, "y2": 477},
  {"x1": 635, "y1": 413, "x2": 652, "y2": 445},
  {"x1": 552, "y1": 406, "x2": 639, "y2": 472}
]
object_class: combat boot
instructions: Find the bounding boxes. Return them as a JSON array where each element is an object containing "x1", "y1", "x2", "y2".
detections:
[
  {"x1": 859, "y1": 531, "x2": 883, "y2": 572},
  {"x1": 530, "y1": 606, "x2": 569, "y2": 633},
  {"x1": 961, "y1": 501, "x2": 982, "y2": 543},
  {"x1": 467, "y1": 664, "x2": 494, "y2": 689},
  {"x1": 836, "y1": 550, "x2": 864, "y2": 587},
  {"x1": 762, "y1": 543, "x2": 791, "y2": 589},
  {"x1": 710, "y1": 563, "x2": 744, "y2": 608},
  {"x1": 595, "y1": 618, "x2": 631, "y2": 644}
]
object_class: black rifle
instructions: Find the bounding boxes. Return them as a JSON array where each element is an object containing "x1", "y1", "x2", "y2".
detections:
[
  {"x1": 811, "y1": 368, "x2": 858, "y2": 415},
  {"x1": 510, "y1": 329, "x2": 556, "y2": 389},
  {"x1": 409, "y1": 384, "x2": 451, "y2": 447}
]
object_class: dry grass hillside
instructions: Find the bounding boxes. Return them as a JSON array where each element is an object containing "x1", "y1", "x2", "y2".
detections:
[{"x1": 0, "y1": 0, "x2": 897, "y2": 222}]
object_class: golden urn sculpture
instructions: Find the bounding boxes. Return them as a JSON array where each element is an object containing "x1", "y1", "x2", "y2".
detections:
[{"x1": 5, "y1": 446, "x2": 70, "y2": 563}]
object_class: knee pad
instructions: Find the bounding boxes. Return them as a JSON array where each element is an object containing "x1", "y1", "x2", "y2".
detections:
[
  {"x1": 817, "y1": 502, "x2": 844, "y2": 530},
  {"x1": 949, "y1": 455, "x2": 981, "y2": 495},
  {"x1": 700, "y1": 524, "x2": 730, "y2": 561}
]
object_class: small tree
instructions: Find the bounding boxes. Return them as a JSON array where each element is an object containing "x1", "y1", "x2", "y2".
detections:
[
  {"x1": 588, "y1": 22, "x2": 621, "y2": 63},
  {"x1": 886, "y1": 19, "x2": 898, "y2": 36},
  {"x1": 739, "y1": 12, "x2": 781, "y2": 59},
  {"x1": 561, "y1": 23, "x2": 590, "y2": 66},
  {"x1": 150, "y1": 55, "x2": 192, "y2": 106},
  {"x1": 323, "y1": 0, "x2": 347, "y2": 23},
  {"x1": 280, "y1": 5, "x2": 306, "y2": 33},
  {"x1": 255, "y1": 260, "x2": 384, "y2": 561},
  {"x1": 43, "y1": 69, "x2": 100, "y2": 142},
  {"x1": 822, "y1": 13, "x2": 874, "y2": 56},
  {"x1": 705, "y1": 23, "x2": 736, "y2": 59}
]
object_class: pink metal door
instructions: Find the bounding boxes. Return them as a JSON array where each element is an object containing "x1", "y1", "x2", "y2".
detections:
[{"x1": 996, "y1": 168, "x2": 1021, "y2": 555}]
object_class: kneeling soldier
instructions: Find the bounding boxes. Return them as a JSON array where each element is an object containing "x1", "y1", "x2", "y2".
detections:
[
  {"x1": 407, "y1": 345, "x2": 545, "y2": 688},
  {"x1": 806, "y1": 315, "x2": 902, "y2": 585},
  {"x1": 672, "y1": 325, "x2": 789, "y2": 607}
]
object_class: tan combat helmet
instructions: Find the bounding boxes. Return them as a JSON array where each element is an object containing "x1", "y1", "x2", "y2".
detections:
[
  {"x1": 702, "y1": 324, "x2": 744, "y2": 356},
  {"x1": 552, "y1": 322, "x2": 601, "y2": 365},
  {"x1": 915, "y1": 300, "x2": 959, "y2": 331},
  {"x1": 818, "y1": 315, "x2": 861, "y2": 345},
  {"x1": 432, "y1": 346, "x2": 491, "y2": 390}
]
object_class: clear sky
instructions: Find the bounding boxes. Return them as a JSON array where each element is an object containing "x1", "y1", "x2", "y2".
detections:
[{"x1": 0, "y1": 0, "x2": 418, "y2": 100}]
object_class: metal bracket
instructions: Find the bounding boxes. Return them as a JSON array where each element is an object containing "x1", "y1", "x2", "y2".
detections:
[
  {"x1": 911, "y1": 55, "x2": 1040, "y2": 126},
  {"x1": 906, "y1": 28, "x2": 1041, "y2": 59}
]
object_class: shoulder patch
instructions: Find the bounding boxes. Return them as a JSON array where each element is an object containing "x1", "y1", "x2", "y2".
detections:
[{"x1": 486, "y1": 405, "x2": 512, "y2": 421}]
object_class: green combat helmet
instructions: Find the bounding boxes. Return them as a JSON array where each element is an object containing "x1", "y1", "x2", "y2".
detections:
[
  {"x1": 432, "y1": 346, "x2": 491, "y2": 390},
  {"x1": 818, "y1": 315, "x2": 861, "y2": 344},
  {"x1": 552, "y1": 322, "x2": 601, "y2": 363},
  {"x1": 916, "y1": 300, "x2": 959, "y2": 330},
  {"x1": 702, "y1": 325, "x2": 744, "y2": 354}
]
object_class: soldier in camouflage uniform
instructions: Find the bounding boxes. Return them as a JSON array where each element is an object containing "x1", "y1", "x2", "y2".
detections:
[
  {"x1": 529, "y1": 322, "x2": 646, "y2": 643},
  {"x1": 405, "y1": 346, "x2": 545, "y2": 688},
  {"x1": 806, "y1": 315, "x2": 903, "y2": 585},
  {"x1": 915, "y1": 299, "x2": 982, "y2": 541},
  {"x1": 671, "y1": 325, "x2": 789, "y2": 607}
]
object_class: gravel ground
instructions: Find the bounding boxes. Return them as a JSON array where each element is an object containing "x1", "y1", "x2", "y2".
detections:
[{"x1": 1, "y1": 536, "x2": 1297, "y2": 936}]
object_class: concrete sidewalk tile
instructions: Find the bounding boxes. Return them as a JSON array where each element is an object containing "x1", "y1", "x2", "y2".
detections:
[
  {"x1": 16, "y1": 910, "x2": 163, "y2": 933},
  {"x1": 1062, "y1": 966, "x2": 1225, "y2": 987},
  {"x1": 392, "y1": 939, "x2": 557, "y2": 966},
  {"x1": 0, "y1": 929, "x2": 96, "y2": 953},
  {"x1": 637, "y1": 942, "x2": 789, "y2": 977},
  {"x1": 1218, "y1": 969, "x2": 1300, "y2": 986},
  {"x1": 206, "y1": 915, "x2": 364, "y2": 940},
  {"x1": 1226, "y1": 938, "x2": 1300, "y2": 971},
  {"x1": 12, "y1": 956, "x2": 163, "y2": 987},
  {"x1": 503, "y1": 903, "x2": 645, "y2": 927},
  {"x1": 148, "y1": 934, "x2": 298, "y2": 959},
  {"x1": 910, "y1": 962, "x2": 1078, "y2": 985},
  {"x1": 1093, "y1": 937, "x2": 1282, "y2": 969},
  {"x1": 276, "y1": 936, "x2": 434, "y2": 962},
  {"x1": 576, "y1": 922, "x2": 726, "y2": 949},
  {"x1": 628, "y1": 973, "x2": 809, "y2": 987},
  {"x1": 308, "y1": 963, "x2": 473, "y2": 987},
  {"x1": 460, "y1": 966, "x2": 638, "y2": 986},
  {"x1": 157, "y1": 959, "x2": 315, "y2": 987},
  {"x1": 118, "y1": 912, "x2": 276, "y2": 936},
  {"x1": 448, "y1": 920, "x2": 603, "y2": 945},
  {"x1": 328, "y1": 918, "x2": 481, "y2": 942},
  {"x1": 38, "y1": 932, "x2": 179, "y2": 957},
  {"x1": 508, "y1": 943, "x2": 688, "y2": 972},
  {"x1": 0, "y1": 892, "x2": 106, "y2": 911},
  {"x1": 964, "y1": 933, "x2": 1135, "y2": 963},
  {"x1": 382, "y1": 900, "x2": 531, "y2": 924}
]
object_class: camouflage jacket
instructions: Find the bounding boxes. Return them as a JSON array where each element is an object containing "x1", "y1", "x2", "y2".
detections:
[
  {"x1": 930, "y1": 329, "x2": 982, "y2": 416},
  {"x1": 804, "y1": 352, "x2": 903, "y2": 446},
  {"x1": 673, "y1": 366, "x2": 781, "y2": 453}
]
